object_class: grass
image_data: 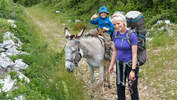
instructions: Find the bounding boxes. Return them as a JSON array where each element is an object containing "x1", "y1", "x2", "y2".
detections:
[
  {"x1": 0, "y1": 2, "x2": 90, "y2": 100},
  {"x1": 19, "y1": 5, "x2": 89, "y2": 100},
  {"x1": 140, "y1": 24, "x2": 177, "y2": 99},
  {"x1": 25, "y1": 4, "x2": 65, "y2": 51}
]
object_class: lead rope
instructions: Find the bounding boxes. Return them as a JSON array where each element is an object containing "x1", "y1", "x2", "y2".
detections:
[
  {"x1": 77, "y1": 67, "x2": 109, "y2": 89},
  {"x1": 116, "y1": 60, "x2": 136, "y2": 95},
  {"x1": 128, "y1": 76, "x2": 136, "y2": 95}
]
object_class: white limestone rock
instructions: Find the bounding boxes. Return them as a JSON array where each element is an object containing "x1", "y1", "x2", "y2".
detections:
[
  {"x1": 156, "y1": 20, "x2": 171, "y2": 25},
  {"x1": 7, "y1": 19, "x2": 17, "y2": 28},
  {"x1": 164, "y1": 20, "x2": 170, "y2": 24},
  {"x1": 16, "y1": 71, "x2": 30, "y2": 83},
  {"x1": 14, "y1": 95, "x2": 25, "y2": 100},
  {"x1": 156, "y1": 20, "x2": 163, "y2": 25},
  {"x1": 3, "y1": 32, "x2": 22, "y2": 47},
  {"x1": 7, "y1": 19, "x2": 15, "y2": 24},
  {"x1": 0, "y1": 53, "x2": 14, "y2": 69},
  {"x1": 5, "y1": 46, "x2": 21, "y2": 56},
  {"x1": 146, "y1": 37, "x2": 153, "y2": 41},
  {"x1": 56, "y1": 10, "x2": 61, "y2": 13},
  {"x1": 12, "y1": 59, "x2": 28, "y2": 71},
  {"x1": 0, "y1": 45, "x2": 5, "y2": 52},
  {"x1": 0, "y1": 75, "x2": 16, "y2": 92},
  {"x1": 3, "y1": 32, "x2": 15, "y2": 40},
  {"x1": 75, "y1": 19, "x2": 81, "y2": 23},
  {"x1": 3, "y1": 40, "x2": 16, "y2": 49}
]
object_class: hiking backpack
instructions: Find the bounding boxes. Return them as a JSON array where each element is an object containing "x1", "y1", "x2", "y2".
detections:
[
  {"x1": 113, "y1": 11, "x2": 149, "y2": 66},
  {"x1": 125, "y1": 11, "x2": 149, "y2": 66}
]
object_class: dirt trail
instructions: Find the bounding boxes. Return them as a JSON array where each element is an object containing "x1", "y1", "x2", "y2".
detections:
[
  {"x1": 25, "y1": 6, "x2": 161, "y2": 100},
  {"x1": 25, "y1": 6, "x2": 66, "y2": 51},
  {"x1": 78, "y1": 59, "x2": 161, "y2": 100}
]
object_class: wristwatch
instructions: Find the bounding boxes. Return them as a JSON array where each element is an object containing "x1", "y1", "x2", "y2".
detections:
[{"x1": 131, "y1": 69, "x2": 136, "y2": 72}]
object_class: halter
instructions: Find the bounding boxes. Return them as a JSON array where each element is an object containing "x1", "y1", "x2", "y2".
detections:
[{"x1": 66, "y1": 46, "x2": 82, "y2": 67}]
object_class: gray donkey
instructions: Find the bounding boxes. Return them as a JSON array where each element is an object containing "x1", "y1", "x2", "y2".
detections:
[{"x1": 64, "y1": 27, "x2": 111, "y2": 98}]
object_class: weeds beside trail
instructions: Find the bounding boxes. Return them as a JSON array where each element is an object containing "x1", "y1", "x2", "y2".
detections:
[{"x1": 2, "y1": 4, "x2": 89, "y2": 100}]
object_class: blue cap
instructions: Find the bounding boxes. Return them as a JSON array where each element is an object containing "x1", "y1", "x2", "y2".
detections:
[{"x1": 98, "y1": 6, "x2": 109, "y2": 15}]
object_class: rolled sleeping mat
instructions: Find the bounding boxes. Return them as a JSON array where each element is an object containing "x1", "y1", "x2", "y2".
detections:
[{"x1": 125, "y1": 11, "x2": 146, "y2": 34}]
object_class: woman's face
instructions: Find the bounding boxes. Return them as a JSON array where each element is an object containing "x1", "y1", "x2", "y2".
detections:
[
  {"x1": 112, "y1": 20, "x2": 125, "y2": 31},
  {"x1": 100, "y1": 12, "x2": 107, "y2": 18}
]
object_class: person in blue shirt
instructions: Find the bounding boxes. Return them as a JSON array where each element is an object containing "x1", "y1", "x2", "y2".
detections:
[
  {"x1": 88, "y1": 6, "x2": 114, "y2": 59},
  {"x1": 90, "y1": 6, "x2": 114, "y2": 35}
]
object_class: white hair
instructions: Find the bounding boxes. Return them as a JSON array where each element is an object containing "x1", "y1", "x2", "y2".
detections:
[{"x1": 111, "y1": 12, "x2": 127, "y2": 28}]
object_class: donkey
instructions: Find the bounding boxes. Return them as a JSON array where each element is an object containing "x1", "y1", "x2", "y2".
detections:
[{"x1": 64, "y1": 27, "x2": 111, "y2": 97}]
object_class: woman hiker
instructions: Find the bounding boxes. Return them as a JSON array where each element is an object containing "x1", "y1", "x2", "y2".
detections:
[{"x1": 108, "y1": 13, "x2": 139, "y2": 100}]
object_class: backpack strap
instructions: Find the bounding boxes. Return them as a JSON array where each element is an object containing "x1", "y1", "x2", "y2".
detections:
[
  {"x1": 114, "y1": 30, "x2": 132, "y2": 46},
  {"x1": 126, "y1": 30, "x2": 132, "y2": 45}
]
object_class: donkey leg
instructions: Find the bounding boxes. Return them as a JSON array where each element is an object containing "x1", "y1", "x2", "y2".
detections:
[
  {"x1": 99, "y1": 66, "x2": 106, "y2": 100},
  {"x1": 107, "y1": 73, "x2": 111, "y2": 89},
  {"x1": 98, "y1": 66, "x2": 104, "y2": 84},
  {"x1": 88, "y1": 65, "x2": 95, "y2": 98},
  {"x1": 105, "y1": 64, "x2": 111, "y2": 89},
  {"x1": 88, "y1": 65, "x2": 95, "y2": 84}
]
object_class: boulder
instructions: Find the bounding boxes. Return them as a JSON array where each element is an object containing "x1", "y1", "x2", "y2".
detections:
[
  {"x1": 0, "y1": 53, "x2": 14, "y2": 69},
  {"x1": 5, "y1": 45, "x2": 21, "y2": 56},
  {"x1": 16, "y1": 71, "x2": 30, "y2": 83},
  {"x1": 3, "y1": 32, "x2": 22, "y2": 48},
  {"x1": 7, "y1": 19, "x2": 17, "y2": 28},
  {"x1": 12, "y1": 59, "x2": 28, "y2": 71},
  {"x1": 14, "y1": 95, "x2": 25, "y2": 100},
  {"x1": 3, "y1": 40, "x2": 16, "y2": 49},
  {"x1": 0, "y1": 75, "x2": 16, "y2": 92}
]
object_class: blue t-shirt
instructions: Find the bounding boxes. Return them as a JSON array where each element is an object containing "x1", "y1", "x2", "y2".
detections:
[
  {"x1": 112, "y1": 30, "x2": 137, "y2": 62},
  {"x1": 90, "y1": 17, "x2": 114, "y2": 34}
]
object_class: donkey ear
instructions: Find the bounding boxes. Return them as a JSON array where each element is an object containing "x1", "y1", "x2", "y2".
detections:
[
  {"x1": 64, "y1": 27, "x2": 70, "y2": 38},
  {"x1": 77, "y1": 27, "x2": 86, "y2": 37}
]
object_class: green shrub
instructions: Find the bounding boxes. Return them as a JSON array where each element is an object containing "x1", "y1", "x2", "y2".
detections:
[
  {"x1": 44, "y1": 0, "x2": 177, "y2": 30},
  {"x1": 0, "y1": 0, "x2": 21, "y2": 19},
  {"x1": 16, "y1": 0, "x2": 42, "y2": 7}
]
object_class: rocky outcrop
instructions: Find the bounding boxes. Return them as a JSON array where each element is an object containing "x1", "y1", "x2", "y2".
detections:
[{"x1": 0, "y1": 19, "x2": 29, "y2": 100}]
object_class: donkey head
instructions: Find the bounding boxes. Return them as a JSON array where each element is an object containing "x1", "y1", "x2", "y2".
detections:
[{"x1": 64, "y1": 27, "x2": 86, "y2": 72}]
